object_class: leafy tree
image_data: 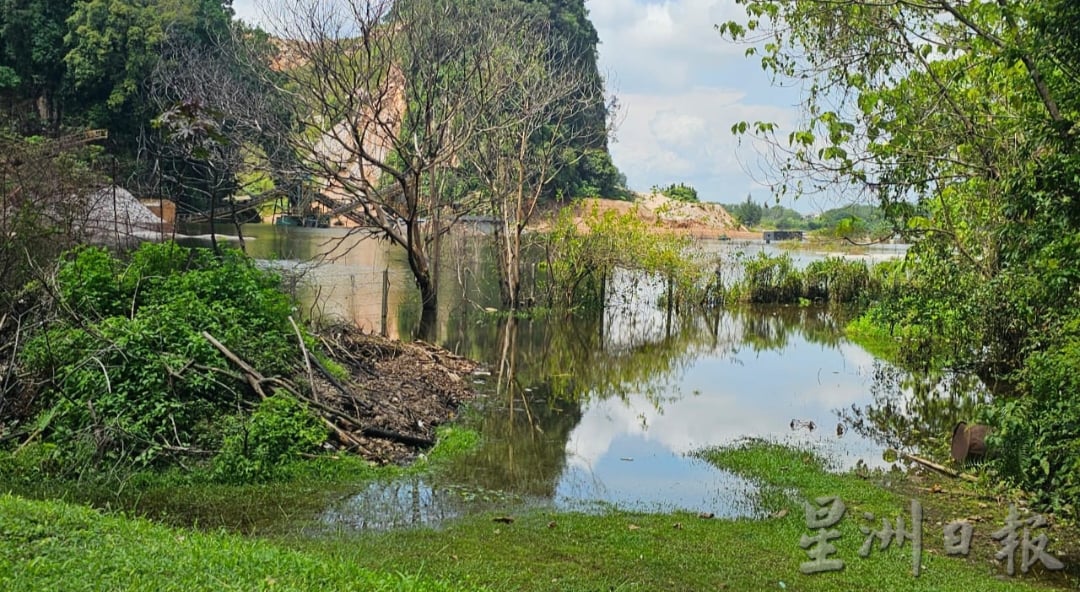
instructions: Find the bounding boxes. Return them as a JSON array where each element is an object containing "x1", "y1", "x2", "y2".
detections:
[
  {"x1": 720, "y1": 0, "x2": 1080, "y2": 514},
  {"x1": 63, "y1": 0, "x2": 234, "y2": 153},
  {"x1": 726, "y1": 195, "x2": 763, "y2": 227},
  {"x1": 0, "y1": 0, "x2": 76, "y2": 131}
]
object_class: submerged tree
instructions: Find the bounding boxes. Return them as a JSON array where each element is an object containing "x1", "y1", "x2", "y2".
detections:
[
  {"x1": 464, "y1": 23, "x2": 606, "y2": 310},
  {"x1": 263, "y1": 0, "x2": 548, "y2": 321}
]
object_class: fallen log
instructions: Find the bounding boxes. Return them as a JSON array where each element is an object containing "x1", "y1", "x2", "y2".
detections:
[
  {"x1": 360, "y1": 426, "x2": 434, "y2": 449},
  {"x1": 288, "y1": 316, "x2": 317, "y2": 401},
  {"x1": 896, "y1": 450, "x2": 979, "y2": 483},
  {"x1": 201, "y1": 331, "x2": 436, "y2": 451},
  {"x1": 202, "y1": 331, "x2": 267, "y2": 399},
  {"x1": 310, "y1": 355, "x2": 374, "y2": 414}
]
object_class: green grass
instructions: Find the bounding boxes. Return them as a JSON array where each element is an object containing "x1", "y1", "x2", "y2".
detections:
[
  {"x1": 0, "y1": 426, "x2": 482, "y2": 534},
  {"x1": 4, "y1": 439, "x2": 1075, "y2": 591},
  {"x1": 283, "y1": 441, "x2": 1076, "y2": 592},
  {"x1": 845, "y1": 314, "x2": 902, "y2": 362},
  {"x1": 0, "y1": 494, "x2": 469, "y2": 592}
]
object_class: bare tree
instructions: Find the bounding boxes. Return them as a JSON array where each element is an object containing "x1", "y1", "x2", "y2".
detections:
[
  {"x1": 464, "y1": 27, "x2": 608, "y2": 310},
  {"x1": 146, "y1": 30, "x2": 293, "y2": 253},
  {"x1": 260, "y1": 0, "x2": 532, "y2": 322}
]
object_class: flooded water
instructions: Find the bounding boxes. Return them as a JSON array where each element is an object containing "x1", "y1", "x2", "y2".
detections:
[{"x1": 183, "y1": 224, "x2": 977, "y2": 531}]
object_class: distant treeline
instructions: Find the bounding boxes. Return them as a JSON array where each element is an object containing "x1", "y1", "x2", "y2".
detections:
[{"x1": 723, "y1": 199, "x2": 892, "y2": 237}]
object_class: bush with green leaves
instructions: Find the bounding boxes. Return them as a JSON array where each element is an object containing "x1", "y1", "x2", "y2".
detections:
[
  {"x1": 652, "y1": 182, "x2": 699, "y2": 203},
  {"x1": 741, "y1": 252, "x2": 802, "y2": 304},
  {"x1": 721, "y1": 253, "x2": 879, "y2": 306},
  {"x1": 17, "y1": 242, "x2": 315, "y2": 476},
  {"x1": 538, "y1": 205, "x2": 706, "y2": 310},
  {"x1": 981, "y1": 321, "x2": 1080, "y2": 518},
  {"x1": 212, "y1": 394, "x2": 328, "y2": 483},
  {"x1": 804, "y1": 257, "x2": 873, "y2": 304}
]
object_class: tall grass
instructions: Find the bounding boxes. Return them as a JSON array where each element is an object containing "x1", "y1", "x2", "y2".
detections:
[{"x1": 723, "y1": 253, "x2": 878, "y2": 305}]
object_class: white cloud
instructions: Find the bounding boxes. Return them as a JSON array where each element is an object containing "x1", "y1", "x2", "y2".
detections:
[
  {"x1": 591, "y1": 0, "x2": 749, "y2": 93},
  {"x1": 230, "y1": 0, "x2": 263, "y2": 26},
  {"x1": 586, "y1": 0, "x2": 807, "y2": 204},
  {"x1": 232, "y1": 0, "x2": 809, "y2": 208},
  {"x1": 610, "y1": 88, "x2": 793, "y2": 200}
]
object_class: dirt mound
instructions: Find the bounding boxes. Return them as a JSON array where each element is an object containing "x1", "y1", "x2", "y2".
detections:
[{"x1": 566, "y1": 193, "x2": 744, "y2": 237}]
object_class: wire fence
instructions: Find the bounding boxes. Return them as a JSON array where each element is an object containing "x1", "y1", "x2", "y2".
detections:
[{"x1": 294, "y1": 266, "x2": 418, "y2": 337}]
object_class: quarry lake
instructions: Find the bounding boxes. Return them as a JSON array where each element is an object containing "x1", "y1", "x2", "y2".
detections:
[{"x1": 184, "y1": 225, "x2": 970, "y2": 532}]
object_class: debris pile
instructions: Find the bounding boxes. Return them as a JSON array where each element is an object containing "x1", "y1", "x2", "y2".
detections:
[{"x1": 206, "y1": 324, "x2": 478, "y2": 464}]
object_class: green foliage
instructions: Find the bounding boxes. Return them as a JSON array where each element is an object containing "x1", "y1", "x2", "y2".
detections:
[
  {"x1": 983, "y1": 322, "x2": 1080, "y2": 517},
  {"x1": 18, "y1": 242, "x2": 303, "y2": 474},
  {"x1": 315, "y1": 353, "x2": 350, "y2": 382},
  {"x1": 539, "y1": 204, "x2": 705, "y2": 309},
  {"x1": 64, "y1": 0, "x2": 232, "y2": 129},
  {"x1": 741, "y1": 251, "x2": 802, "y2": 304},
  {"x1": 720, "y1": 0, "x2": 1080, "y2": 515},
  {"x1": 652, "y1": 182, "x2": 699, "y2": 203},
  {"x1": 212, "y1": 394, "x2": 327, "y2": 484},
  {"x1": 809, "y1": 204, "x2": 891, "y2": 238},
  {"x1": 725, "y1": 252, "x2": 875, "y2": 305},
  {"x1": 0, "y1": 0, "x2": 73, "y2": 130},
  {"x1": 726, "y1": 195, "x2": 763, "y2": 227},
  {"x1": 560, "y1": 148, "x2": 628, "y2": 199},
  {"x1": 804, "y1": 256, "x2": 872, "y2": 304},
  {"x1": 420, "y1": 426, "x2": 482, "y2": 466}
]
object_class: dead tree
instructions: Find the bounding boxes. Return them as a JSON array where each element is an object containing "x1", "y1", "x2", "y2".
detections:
[
  {"x1": 259, "y1": 0, "x2": 534, "y2": 324},
  {"x1": 464, "y1": 26, "x2": 608, "y2": 310}
]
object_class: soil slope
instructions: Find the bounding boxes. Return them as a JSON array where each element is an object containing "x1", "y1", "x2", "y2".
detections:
[{"x1": 563, "y1": 193, "x2": 750, "y2": 238}]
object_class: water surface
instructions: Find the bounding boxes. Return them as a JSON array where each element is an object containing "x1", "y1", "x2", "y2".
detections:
[{"x1": 183, "y1": 225, "x2": 975, "y2": 531}]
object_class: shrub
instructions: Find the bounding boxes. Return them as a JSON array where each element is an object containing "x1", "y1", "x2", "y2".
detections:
[
  {"x1": 212, "y1": 394, "x2": 327, "y2": 483},
  {"x1": 538, "y1": 205, "x2": 705, "y2": 310},
  {"x1": 18, "y1": 242, "x2": 306, "y2": 473},
  {"x1": 983, "y1": 324, "x2": 1080, "y2": 518},
  {"x1": 653, "y1": 182, "x2": 699, "y2": 203},
  {"x1": 804, "y1": 257, "x2": 873, "y2": 304},
  {"x1": 742, "y1": 252, "x2": 803, "y2": 304}
]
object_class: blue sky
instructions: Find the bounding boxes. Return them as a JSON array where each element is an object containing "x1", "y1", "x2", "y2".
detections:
[{"x1": 230, "y1": 0, "x2": 852, "y2": 213}]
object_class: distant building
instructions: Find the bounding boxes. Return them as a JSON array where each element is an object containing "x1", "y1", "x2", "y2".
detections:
[{"x1": 763, "y1": 230, "x2": 804, "y2": 243}]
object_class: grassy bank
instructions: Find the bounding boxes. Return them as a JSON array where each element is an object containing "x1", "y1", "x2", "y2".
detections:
[
  {"x1": 845, "y1": 314, "x2": 902, "y2": 362},
  {"x1": 284, "y1": 442, "x2": 1077, "y2": 591},
  {"x1": 0, "y1": 494, "x2": 465, "y2": 592},
  {"x1": 0, "y1": 426, "x2": 481, "y2": 534},
  {"x1": 5, "y1": 440, "x2": 1076, "y2": 591}
]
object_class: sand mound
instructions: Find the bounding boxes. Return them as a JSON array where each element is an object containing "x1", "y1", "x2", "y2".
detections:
[{"x1": 565, "y1": 193, "x2": 744, "y2": 237}]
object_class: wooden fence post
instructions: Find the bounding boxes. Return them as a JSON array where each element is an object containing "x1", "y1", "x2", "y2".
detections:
[{"x1": 381, "y1": 268, "x2": 390, "y2": 337}]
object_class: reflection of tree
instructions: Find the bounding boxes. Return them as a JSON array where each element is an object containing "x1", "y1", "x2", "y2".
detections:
[
  {"x1": 840, "y1": 362, "x2": 989, "y2": 452},
  {"x1": 437, "y1": 317, "x2": 583, "y2": 497},
  {"x1": 728, "y1": 305, "x2": 851, "y2": 353},
  {"x1": 432, "y1": 269, "x2": 987, "y2": 495}
]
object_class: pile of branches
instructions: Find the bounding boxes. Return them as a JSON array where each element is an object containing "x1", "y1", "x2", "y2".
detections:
[{"x1": 203, "y1": 325, "x2": 477, "y2": 463}]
